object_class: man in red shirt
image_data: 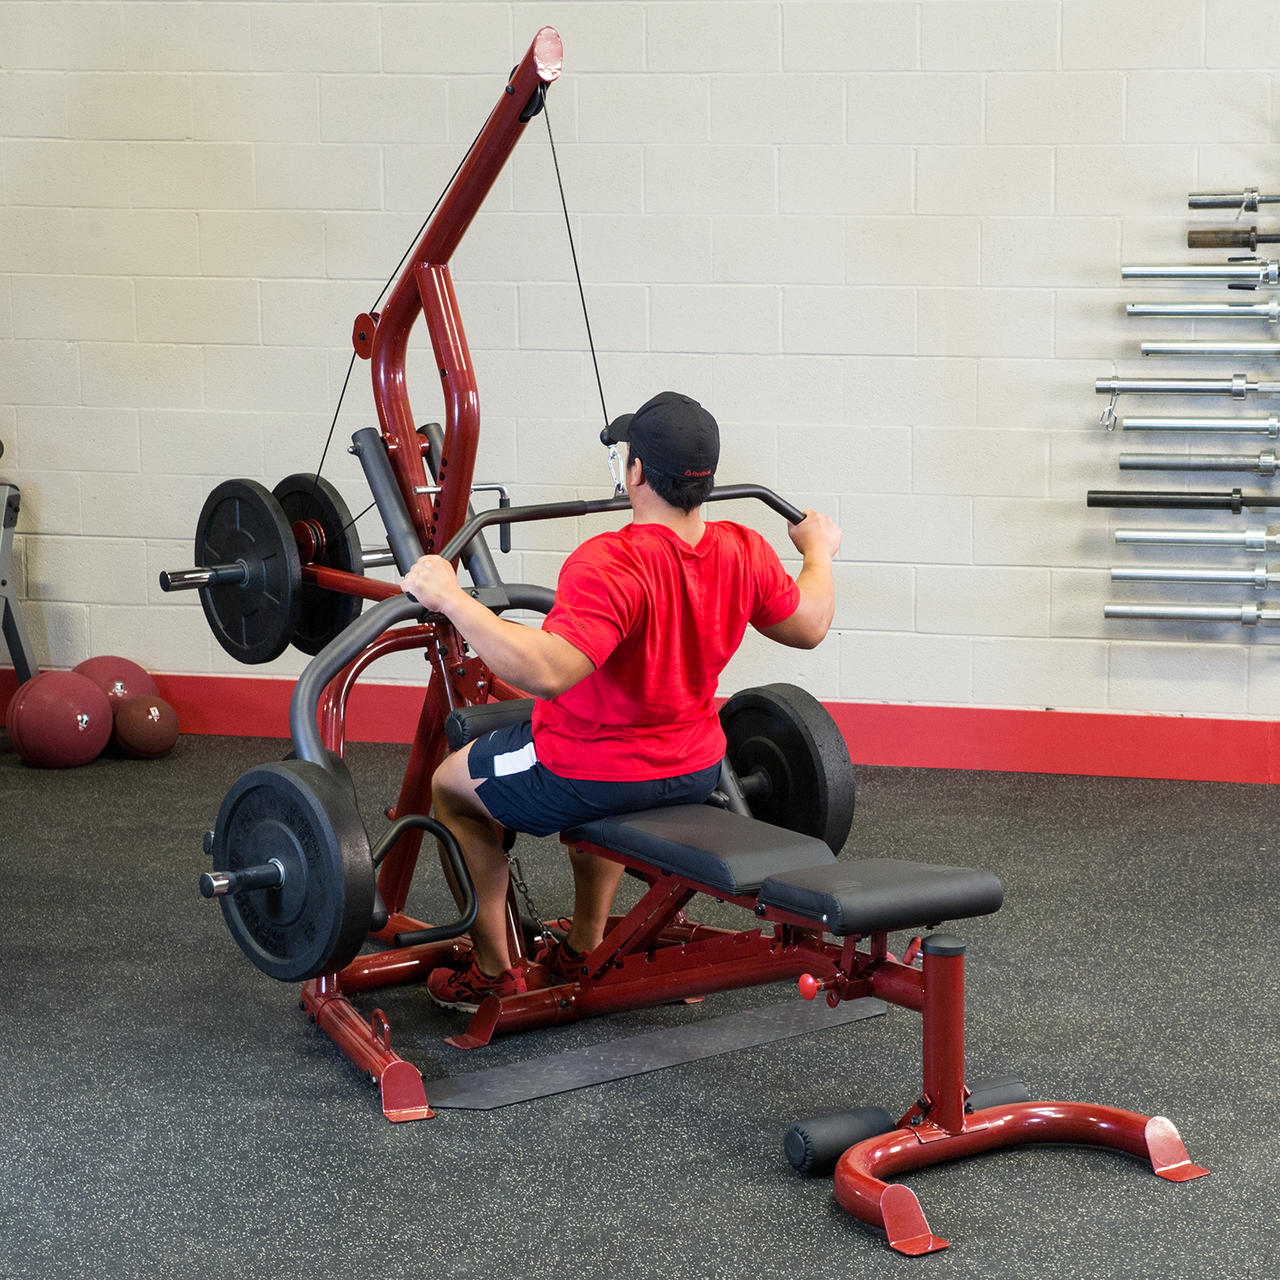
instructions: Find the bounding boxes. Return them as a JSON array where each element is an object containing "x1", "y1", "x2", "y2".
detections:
[{"x1": 401, "y1": 392, "x2": 842, "y2": 1010}]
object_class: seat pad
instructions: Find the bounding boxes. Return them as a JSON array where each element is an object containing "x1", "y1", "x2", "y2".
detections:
[
  {"x1": 564, "y1": 805, "x2": 836, "y2": 898},
  {"x1": 757, "y1": 860, "x2": 1003, "y2": 937}
]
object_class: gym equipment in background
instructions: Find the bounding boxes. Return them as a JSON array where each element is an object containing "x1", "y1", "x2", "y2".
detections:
[
  {"x1": 161, "y1": 30, "x2": 1208, "y2": 1251},
  {"x1": 112, "y1": 694, "x2": 180, "y2": 758},
  {"x1": 1095, "y1": 187, "x2": 1280, "y2": 625},
  {"x1": 73, "y1": 655, "x2": 158, "y2": 707},
  {"x1": 1, "y1": 483, "x2": 38, "y2": 685},
  {"x1": 6, "y1": 670, "x2": 113, "y2": 767}
]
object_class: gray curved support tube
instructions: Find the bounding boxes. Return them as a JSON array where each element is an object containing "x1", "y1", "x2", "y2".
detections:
[
  {"x1": 288, "y1": 582, "x2": 554, "y2": 768},
  {"x1": 289, "y1": 594, "x2": 424, "y2": 767}
]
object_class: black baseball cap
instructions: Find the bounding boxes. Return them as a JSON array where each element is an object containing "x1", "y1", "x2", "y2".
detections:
[{"x1": 600, "y1": 392, "x2": 719, "y2": 480}]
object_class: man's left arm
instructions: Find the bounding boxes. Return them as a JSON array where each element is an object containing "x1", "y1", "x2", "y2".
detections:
[{"x1": 400, "y1": 556, "x2": 595, "y2": 699}]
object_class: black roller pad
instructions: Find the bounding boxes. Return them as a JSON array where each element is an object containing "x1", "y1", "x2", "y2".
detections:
[
  {"x1": 783, "y1": 1106, "x2": 898, "y2": 1175},
  {"x1": 758, "y1": 859, "x2": 1003, "y2": 936},
  {"x1": 445, "y1": 701, "x2": 535, "y2": 751}
]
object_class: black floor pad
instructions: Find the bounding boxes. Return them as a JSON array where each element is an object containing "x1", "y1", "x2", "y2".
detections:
[{"x1": 427, "y1": 996, "x2": 886, "y2": 1109}]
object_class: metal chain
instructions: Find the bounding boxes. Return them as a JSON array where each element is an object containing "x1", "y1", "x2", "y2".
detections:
[{"x1": 505, "y1": 850, "x2": 548, "y2": 944}]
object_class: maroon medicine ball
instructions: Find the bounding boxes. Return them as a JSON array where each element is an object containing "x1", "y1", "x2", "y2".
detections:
[
  {"x1": 73, "y1": 655, "x2": 159, "y2": 707},
  {"x1": 112, "y1": 694, "x2": 180, "y2": 759},
  {"x1": 5, "y1": 671, "x2": 113, "y2": 767}
]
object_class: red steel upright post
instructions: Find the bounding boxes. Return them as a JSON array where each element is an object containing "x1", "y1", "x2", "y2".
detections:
[
  {"x1": 920, "y1": 935, "x2": 966, "y2": 1135},
  {"x1": 299, "y1": 30, "x2": 564, "y2": 1120},
  {"x1": 368, "y1": 27, "x2": 563, "y2": 558}
]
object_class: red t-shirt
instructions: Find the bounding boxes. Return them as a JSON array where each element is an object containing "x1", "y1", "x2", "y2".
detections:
[{"x1": 533, "y1": 520, "x2": 800, "y2": 781}]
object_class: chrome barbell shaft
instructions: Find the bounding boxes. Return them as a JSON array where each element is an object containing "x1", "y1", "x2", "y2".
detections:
[
  {"x1": 1142, "y1": 341, "x2": 1280, "y2": 357},
  {"x1": 1116, "y1": 527, "x2": 1277, "y2": 550},
  {"x1": 1097, "y1": 375, "x2": 1280, "y2": 397},
  {"x1": 1188, "y1": 189, "x2": 1280, "y2": 210},
  {"x1": 1127, "y1": 300, "x2": 1280, "y2": 321},
  {"x1": 1110, "y1": 565, "x2": 1275, "y2": 588},
  {"x1": 1122, "y1": 260, "x2": 1280, "y2": 286},
  {"x1": 199, "y1": 858, "x2": 286, "y2": 898},
  {"x1": 1122, "y1": 415, "x2": 1280, "y2": 436},
  {"x1": 1118, "y1": 451, "x2": 1278, "y2": 475},
  {"x1": 159, "y1": 562, "x2": 249, "y2": 592},
  {"x1": 1104, "y1": 602, "x2": 1280, "y2": 624}
]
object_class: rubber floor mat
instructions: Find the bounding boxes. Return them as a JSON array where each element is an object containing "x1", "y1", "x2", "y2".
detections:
[{"x1": 426, "y1": 995, "x2": 886, "y2": 1110}]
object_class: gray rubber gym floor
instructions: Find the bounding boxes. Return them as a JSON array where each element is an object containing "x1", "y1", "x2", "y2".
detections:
[{"x1": 1, "y1": 731, "x2": 1273, "y2": 1279}]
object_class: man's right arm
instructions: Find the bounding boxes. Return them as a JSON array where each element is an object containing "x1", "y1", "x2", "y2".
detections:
[{"x1": 756, "y1": 510, "x2": 842, "y2": 650}]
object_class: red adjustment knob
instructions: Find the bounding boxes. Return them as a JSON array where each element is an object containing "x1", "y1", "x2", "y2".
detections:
[{"x1": 798, "y1": 973, "x2": 821, "y2": 1001}]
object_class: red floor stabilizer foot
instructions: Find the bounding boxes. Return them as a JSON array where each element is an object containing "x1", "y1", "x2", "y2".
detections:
[
  {"x1": 445, "y1": 995, "x2": 502, "y2": 1050},
  {"x1": 1145, "y1": 1115, "x2": 1210, "y2": 1182},
  {"x1": 880, "y1": 1184, "x2": 949, "y2": 1256},
  {"x1": 380, "y1": 1059, "x2": 433, "y2": 1122}
]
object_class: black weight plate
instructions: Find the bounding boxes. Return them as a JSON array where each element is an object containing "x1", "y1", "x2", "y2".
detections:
[
  {"x1": 719, "y1": 683, "x2": 855, "y2": 854},
  {"x1": 272, "y1": 473, "x2": 364, "y2": 656},
  {"x1": 195, "y1": 479, "x2": 301, "y2": 665},
  {"x1": 211, "y1": 760, "x2": 375, "y2": 982}
]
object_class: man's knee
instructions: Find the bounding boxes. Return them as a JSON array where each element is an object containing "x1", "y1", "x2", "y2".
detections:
[
  {"x1": 433, "y1": 745, "x2": 471, "y2": 802},
  {"x1": 432, "y1": 744, "x2": 494, "y2": 823}
]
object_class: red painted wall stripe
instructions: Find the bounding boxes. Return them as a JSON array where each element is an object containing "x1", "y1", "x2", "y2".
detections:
[{"x1": 3, "y1": 668, "x2": 1277, "y2": 784}]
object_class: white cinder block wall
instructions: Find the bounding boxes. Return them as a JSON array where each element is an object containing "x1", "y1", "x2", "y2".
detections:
[{"x1": 4, "y1": 0, "x2": 1280, "y2": 718}]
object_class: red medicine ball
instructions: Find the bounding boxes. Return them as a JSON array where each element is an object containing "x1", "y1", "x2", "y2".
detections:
[
  {"x1": 112, "y1": 694, "x2": 180, "y2": 759},
  {"x1": 5, "y1": 671, "x2": 114, "y2": 768},
  {"x1": 73, "y1": 655, "x2": 159, "y2": 707}
]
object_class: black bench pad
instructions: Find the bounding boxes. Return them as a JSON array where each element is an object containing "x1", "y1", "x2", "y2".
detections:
[
  {"x1": 758, "y1": 860, "x2": 1003, "y2": 937},
  {"x1": 565, "y1": 806, "x2": 836, "y2": 898}
]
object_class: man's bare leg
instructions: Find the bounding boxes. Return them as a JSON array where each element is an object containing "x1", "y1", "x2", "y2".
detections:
[
  {"x1": 431, "y1": 745, "x2": 515, "y2": 977},
  {"x1": 564, "y1": 846, "x2": 627, "y2": 955}
]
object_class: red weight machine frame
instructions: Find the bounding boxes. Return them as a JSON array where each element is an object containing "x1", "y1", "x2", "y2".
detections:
[{"x1": 262, "y1": 28, "x2": 1206, "y2": 1255}]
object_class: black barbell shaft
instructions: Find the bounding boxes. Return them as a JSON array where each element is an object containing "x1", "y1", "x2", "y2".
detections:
[
  {"x1": 200, "y1": 859, "x2": 285, "y2": 898},
  {"x1": 1087, "y1": 489, "x2": 1261, "y2": 511},
  {"x1": 160, "y1": 562, "x2": 250, "y2": 591}
]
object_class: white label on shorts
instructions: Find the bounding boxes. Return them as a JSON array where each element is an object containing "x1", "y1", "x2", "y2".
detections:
[{"x1": 493, "y1": 739, "x2": 538, "y2": 777}]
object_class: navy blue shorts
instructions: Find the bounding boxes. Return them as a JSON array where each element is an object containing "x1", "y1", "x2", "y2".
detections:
[{"x1": 468, "y1": 720, "x2": 720, "y2": 838}]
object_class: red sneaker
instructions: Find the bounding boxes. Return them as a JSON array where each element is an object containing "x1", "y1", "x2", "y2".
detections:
[
  {"x1": 426, "y1": 955, "x2": 527, "y2": 1012},
  {"x1": 538, "y1": 938, "x2": 589, "y2": 983}
]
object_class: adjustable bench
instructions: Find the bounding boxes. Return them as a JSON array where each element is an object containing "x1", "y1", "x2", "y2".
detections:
[
  {"x1": 314, "y1": 696, "x2": 1208, "y2": 1253},
  {"x1": 398, "y1": 706, "x2": 1207, "y2": 1256}
]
